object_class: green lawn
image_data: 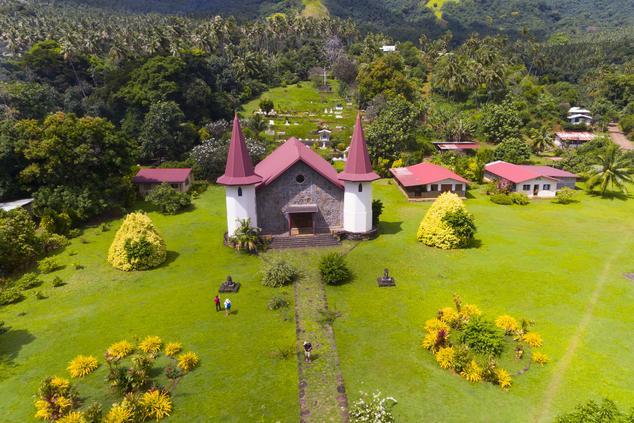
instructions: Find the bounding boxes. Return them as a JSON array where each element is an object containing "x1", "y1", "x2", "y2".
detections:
[
  {"x1": 1, "y1": 182, "x2": 633, "y2": 422},
  {"x1": 0, "y1": 187, "x2": 299, "y2": 422},
  {"x1": 242, "y1": 80, "x2": 358, "y2": 146}
]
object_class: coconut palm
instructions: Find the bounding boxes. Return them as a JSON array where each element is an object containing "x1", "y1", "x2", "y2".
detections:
[
  {"x1": 586, "y1": 144, "x2": 634, "y2": 195},
  {"x1": 529, "y1": 127, "x2": 554, "y2": 153}
]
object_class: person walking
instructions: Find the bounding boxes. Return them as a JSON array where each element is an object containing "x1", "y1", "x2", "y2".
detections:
[
  {"x1": 214, "y1": 294, "x2": 221, "y2": 312},
  {"x1": 303, "y1": 341, "x2": 313, "y2": 363},
  {"x1": 224, "y1": 298, "x2": 232, "y2": 317}
]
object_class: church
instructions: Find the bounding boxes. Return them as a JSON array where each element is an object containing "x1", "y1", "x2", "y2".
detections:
[{"x1": 217, "y1": 114, "x2": 379, "y2": 240}]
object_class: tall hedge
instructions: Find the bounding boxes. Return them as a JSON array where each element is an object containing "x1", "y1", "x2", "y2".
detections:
[
  {"x1": 107, "y1": 212, "x2": 166, "y2": 271},
  {"x1": 417, "y1": 192, "x2": 476, "y2": 249}
]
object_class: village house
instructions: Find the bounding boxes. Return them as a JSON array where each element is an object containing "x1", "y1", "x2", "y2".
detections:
[
  {"x1": 567, "y1": 107, "x2": 593, "y2": 126},
  {"x1": 554, "y1": 131, "x2": 596, "y2": 148},
  {"x1": 133, "y1": 168, "x2": 193, "y2": 197},
  {"x1": 390, "y1": 162, "x2": 469, "y2": 201},
  {"x1": 217, "y1": 114, "x2": 378, "y2": 239},
  {"x1": 484, "y1": 161, "x2": 578, "y2": 198},
  {"x1": 432, "y1": 141, "x2": 479, "y2": 155}
]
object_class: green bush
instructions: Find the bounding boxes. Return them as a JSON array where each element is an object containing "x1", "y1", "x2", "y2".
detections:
[
  {"x1": 319, "y1": 253, "x2": 351, "y2": 285},
  {"x1": 52, "y1": 276, "x2": 64, "y2": 287},
  {"x1": 268, "y1": 295, "x2": 290, "y2": 310},
  {"x1": 38, "y1": 257, "x2": 61, "y2": 274},
  {"x1": 372, "y1": 199, "x2": 384, "y2": 227},
  {"x1": 555, "y1": 398, "x2": 634, "y2": 423},
  {"x1": 490, "y1": 193, "x2": 513, "y2": 205},
  {"x1": 0, "y1": 288, "x2": 25, "y2": 305},
  {"x1": 509, "y1": 192, "x2": 530, "y2": 205},
  {"x1": 417, "y1": 192, "x2": 476, "y2": 249},
  {"x1": 16, "y1": 273, "x2": 43, "y2": 290},
  {"x1": 146, "y1": 183, "x2": 192, "y2": 215},
  {"x1": 39, "y1": 232, "x2": 69, "y2": 254},
  {"x1": 262, "y1": 260, "x2": 299, "y2": 288},
  {"x1": 441, "y1": 209, "x2": 476, "y2": 248},
  {"x1": 553, "y1": 187, "x2": 577, "y2": 204},
  {"x1": 35, "y1": 291, "x2": 46, "y2": 300},
  {"x1": 493, "y1": 137, "x2": 532, "y2": 164},
  {"x1": 460, "y1": 317, "x2": 505, "y2": 357}
]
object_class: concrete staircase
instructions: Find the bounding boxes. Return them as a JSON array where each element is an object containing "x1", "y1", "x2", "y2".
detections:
[{"x1": 268, "y1": 233, "x2": 340, "y2": 249}]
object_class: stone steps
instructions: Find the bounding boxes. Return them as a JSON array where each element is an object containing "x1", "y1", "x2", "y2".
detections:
[{"x1": 268, "y1": 234, "x2": 340, "y2": 249}]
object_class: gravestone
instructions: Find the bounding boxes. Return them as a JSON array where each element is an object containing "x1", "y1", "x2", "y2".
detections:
[
  {"x1": 377, "y1": 268, "x2": 396, "y2": 287},
  {"x1": 219, "y1": 275, "x2": 240, "y2": 293}
]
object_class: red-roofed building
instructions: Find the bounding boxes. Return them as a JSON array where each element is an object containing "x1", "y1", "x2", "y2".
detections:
[
  {"x1": 217, "y1": 115, "x2": 379, "y2": 239},
  {"x1": 554, "y1": 132, "x2": 595, "y2": 148},
  {"x1": 390, "y1": 163, "x2": 469, "y2": 200},
  {"x1": 484, "y1": 161, "x2": 577, "y2": 197},
  {"x1": 433, "y1": 142, "x2": 479, "y2": 154},
  {"x1": 133, "y1": 168, "x2": 193, "y2": 196}
]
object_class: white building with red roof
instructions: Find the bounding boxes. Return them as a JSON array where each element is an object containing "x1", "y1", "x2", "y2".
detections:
[
  {"x1": 484, "y1": 161, "x2": 578, "y2": 198},
  {"x1": 390, "y1": 163, "x2": 469, "y2": 200},
  {"x1": 133, "y1": 168, "x2": 193, "y2": 196},
  {"x1": 217, "y1": 113, "x2": 378, "y2": 238}
]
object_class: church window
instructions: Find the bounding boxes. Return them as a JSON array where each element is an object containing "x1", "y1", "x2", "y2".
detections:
[
  {"x1": 358, "y1": 183, "x2": 363, "y2": 192},
  {"x1": 296, "y1": 174, "x2": 305, "y2": 184},
  {"x1": 238, "y1": 187, "x2": 242, "y2": 197}
]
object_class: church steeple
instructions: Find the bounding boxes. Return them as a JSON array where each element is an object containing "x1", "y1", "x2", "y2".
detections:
[
  {"x1": 217, "y1": 114, "x2": 262, "y2": 186},
  {"x1": 338, "y1": 113, "x2": 379, "y2": 182}
]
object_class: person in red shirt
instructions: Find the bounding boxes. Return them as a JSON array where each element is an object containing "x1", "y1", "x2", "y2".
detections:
[{"x1": 213, "y1": 294, "x2": 221, "y2": 312}]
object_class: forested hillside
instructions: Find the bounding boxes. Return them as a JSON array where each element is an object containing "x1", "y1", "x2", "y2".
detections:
[{"x1": 56, "y1": 0, "x2": 634, "y2": 41}]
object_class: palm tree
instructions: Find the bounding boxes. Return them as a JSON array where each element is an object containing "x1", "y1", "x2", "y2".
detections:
[
  {"x1": 529, "y1": 128, "x2": 554, "y2": 153},
  {"x1": 230, "y1": 219, "x2": 262, "y2": 254},
  {"x1": 586, "y1": 144, "x2": 634, "y2": 195}
]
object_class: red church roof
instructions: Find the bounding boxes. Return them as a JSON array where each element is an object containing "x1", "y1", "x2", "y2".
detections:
[
  {"x1": 255, "y1": 137, "x2": 343, "y2": 189},
  {"x1": 133, "y1": 168, "x2": 192, "y2": 184},
  {"x1": 216, "y1": 114, "x2": 263, "y2": 186},
  {"x1": 338, "y1": 114, "x2": 379, "y2": 182},
  {"x1": 485, "y1": 161, "x2": 577, "y2": 183},
  {"x1": 390, "y1": 163, "x2": 469, "y2": 187}
]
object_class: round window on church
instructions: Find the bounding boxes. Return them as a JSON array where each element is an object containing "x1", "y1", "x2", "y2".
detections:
[{"x1": 296, "y1": 174, "x2": 305, "y2": 184}]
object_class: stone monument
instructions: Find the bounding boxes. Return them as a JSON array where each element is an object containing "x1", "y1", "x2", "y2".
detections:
[
  {"x1": 219, "y1": 275, "x2": 240, "y2": 293},
  {"x1": 377, "y1": 268, "x2": 395, "y2": 287}
]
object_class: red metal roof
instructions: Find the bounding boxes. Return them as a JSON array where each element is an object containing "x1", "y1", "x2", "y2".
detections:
[
  {"x1": 217, "y1": 114, "x2": 263, "y2": 186},
  {"x1": 338, "y1": 114, "x2": 379, "y2": 182},
  {"x1": 133, "y1": 168, "x2": 192, "y2": 184},
  {"x1": 255, "y1": 137, "x2": 343, "y2": 189},
  {"x1": 389, "y1": 162, "x2": 469, "y2": 187},
  {"x1": 485, "y1": 161, "x2": 577, "y2": 183},
  {"x1": 555, "y1": 132, "x2": 595, "y2": 141},
  {"x1": 433, "y1": 142, "x2": 480, "y2": 150}
]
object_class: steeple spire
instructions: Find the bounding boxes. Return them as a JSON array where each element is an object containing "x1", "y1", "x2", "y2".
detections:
[
  {"x1": 338, "y1": 113, "x2": 379, "y2": 182},
  {"x1": 217, "y1": 114, "x2": 262, "y2": 186}
]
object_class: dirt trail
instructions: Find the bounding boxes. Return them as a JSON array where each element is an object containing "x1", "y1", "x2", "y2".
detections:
[{"x1": 608, "y1": 123, "x2": 633, "y2": 150}]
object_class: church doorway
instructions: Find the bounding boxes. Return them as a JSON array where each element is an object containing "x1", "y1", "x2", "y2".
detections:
[{"x1": 289, "y1": 212, "x2": 314, "y2": 236}]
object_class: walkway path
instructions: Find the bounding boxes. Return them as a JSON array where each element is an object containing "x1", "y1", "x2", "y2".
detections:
[
  {"x1": 293, "y1": 255, "x2": 349, "y2": 422},
  {"x1": 608, "y1": 123, "x2": 634, "y2": 150},
  {"x1": 535, "y1": 242, "x2": 626, "y2": 422}
]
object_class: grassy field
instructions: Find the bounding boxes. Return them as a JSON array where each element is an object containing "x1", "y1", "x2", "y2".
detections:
[
  {"x1": 0, "y1": 187, "x2": 299, "y2": 422},
  {"x1": 302, "y1": 0, "x2": 329, "y2": 18},
  {"x1": 1, "y1": 182, "x2": 633, "y2": 421},
  {"x1": 242, "y1": 80, "x2": 358, "y2": 147}
]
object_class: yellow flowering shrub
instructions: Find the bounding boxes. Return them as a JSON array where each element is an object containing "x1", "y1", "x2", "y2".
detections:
[
  {"x1": 67, "y1": 355, "x2": 99, "y2": 378},
  {"x1": 34, "y1": 376, "x2": 78, "y2": 421},
  {"x1": 495, "y1": 315, "x2": 519, "y2": 334},
  {"x1": 107, "y1": 212, "x2": 166, "y2": 271},
  {"x1": 435, "y1": 347, "x2": 455, "y2": 369},
  {"x1": 164, "y1": 342, "x2": 182, "y2": 357},
  {"x1": 532, "y1": 351, "x2": 549, "y2": 365},
  {"x1": 439, "y1": 307, "x2": 459, "y2": 326},
  {"x1": 57, "y1": 411, "x2": 87, "y2": 423},
  {"x1": 141, "y1": 389, "x2": 172, "y2": 420},
  {"x1": 416, "y1": 192, "x2": 475, "y2": 249},
  {"x1": 103, "y1": 403, "x2": 133, "y2": 423},
  {"x1": 50, "y1": 376, "x2": 71, "y2": 390},
  {"x1": 460, "y1": 359, "x2": 482, "y2": 383},
  {"x1": 106, "y1": 341, "x2": 134, "y2": 360},
  {"x1": 421, "y1": 332, "x2": 436, "y2": 350},
  {"x1": 424, "y1": 319, "x2": 449, "y2": 334},
  {"x1": 522, "y1": 332, "x2": 543, "y2": 348},
  {"x1": 139, "y1": 336, "x2": 162, "y2": 355},
  {"x1": 460, "y1": 304, "x2": 481, "y2": 320},
  {"x1": 495, "y1": 368, "x2": 512, "y2": 390},
  {"x1": 177, "y1": 352, "x2": 200, "y2": 373}
]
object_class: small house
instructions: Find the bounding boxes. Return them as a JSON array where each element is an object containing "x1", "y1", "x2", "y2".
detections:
[
  {"x1": 554, "y1": 131, "x2": 595, "y2": 148},
  {"x1": 390, "y1": 163, "x2": 469, "y2": 201},
  {"x1": 484, "y1": 161, "x2": 577, "y2": 198},
  {"x1": 433, "y1": 142, "x2": 479, "y2": 155},
  {"x1": 567, "y1": 107, "x2": 592, "y2": 126},
  {"x1": 133, "y1": 168, "x2": 193, "y2": 196},
  {"x1": 381, "y1": 45, "x2": 397, "y2": 52}
]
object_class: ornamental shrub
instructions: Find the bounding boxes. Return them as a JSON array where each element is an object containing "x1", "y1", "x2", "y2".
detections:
[
  {"x1": 0, "y1": 287, "x2": 25, "y2": 305},
  {"x1": 495, "y1": 368, "x2": 512, "y2": 390},
  {"x1": 417, "y1": 192, "x2": 476, "y2": 249},
  {"x1": 106, "y1": 341, "x2": 134, "y2": 361},
  {"x1": 532, "y1": 351, "x2": 549, "y2": 365},
  {"x1": 139, "y1": 336, "x2": 162, "y2": 355},
  {"x1": 490, "y1": 193, "x2": 513, "y2": 205},
  {"x1": 177, "y1": 352, "x2": 200, "y2": 373},
  {"x1": 268, "y1": 295, "x2": 290, "y2": 310},
  {"x1": 107, "y1": 213, "x2": 166, "y2": 271},
  {"x1": 350, "y1": 391, "x2": 397, "y2": 423},
  {"x1": 460, "y1": 359, "x2": 483, "y2": 383},
  {"x1": 522, "y1": 332, "x2": 543, "y2": 348},
  {"x1": 140, "y1": 389, "x2": 172, "y2": 420},
  {"x1": 553, "y1": 187, "x2": 576, "y2": 204},
  {"x1": 145, "y1": 183, "x2": 191, "y2": 215},
  {"x1": 318, "y1": 253, "x2": 351, "y2": 285},
  {"x1": 52, "y1": 276, "x2": 64, "y2": 287},
  {"x1": 38, "y1": 257, "x2": 62, "y2": 274},
  {"x1": 67, "y1": 355, "x2": 99, "y2": 378},
  {"x1": 16, "y1": 272, "x2": 43, "y2": 290},
  {"x1": 509, "y1": 192, "x2": 530, "y2": 205},
  {"x1": 460, "y1": 317, "x2": 505, "y2": 357},
  {"x1": 164, "y1": 342, "x2": 182, "y2": 357},
  {"x1": 262, "y1": 260, "x2": 299, "y2": 287},
  {"x1": 495, "y1": 315, "x2": 519, "y2": 335}
]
